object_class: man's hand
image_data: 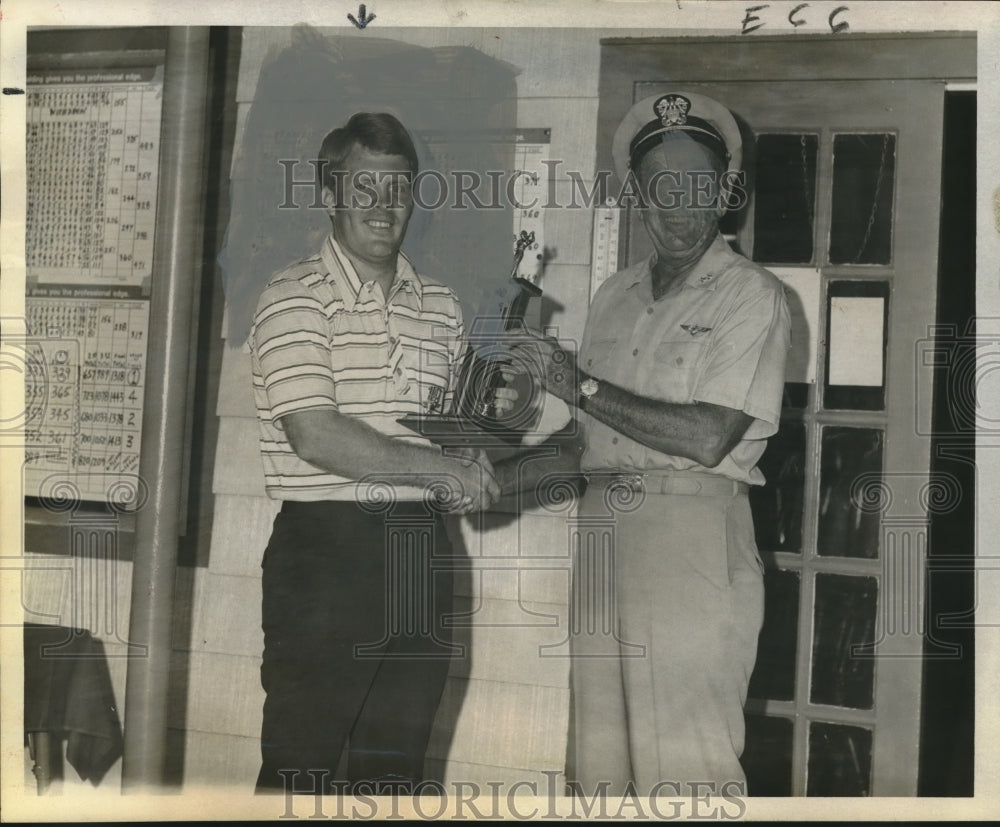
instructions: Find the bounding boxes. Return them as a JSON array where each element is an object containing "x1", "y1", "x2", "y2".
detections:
[
  {"x1": 282, "y1": 409, "x2": 508, "y2": 505},
  {"x1": 506, "y1": 330, "x2": 580, "y2": 406},
  {"x1": 491, "y1": 363, "x2": 522, "y2": 415},
  {"x1": 440, "y1": 448, "x2": 501, "y2": 514}
]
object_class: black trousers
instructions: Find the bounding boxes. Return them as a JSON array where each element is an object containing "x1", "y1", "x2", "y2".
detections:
[{"x1": 255, "y1": 499, "x2": 456, "y2": 794}]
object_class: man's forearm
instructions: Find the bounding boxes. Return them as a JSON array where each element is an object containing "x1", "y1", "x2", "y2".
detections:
[
  {"x1": 283, "y1": 408, "x2": 466, "y2": 485},
  {"x1": 510, "y1": 332, "x2": 751, "y2": 469},
  {"x1": 576, "y1": 378, "x2": 750, "y2": 468}
]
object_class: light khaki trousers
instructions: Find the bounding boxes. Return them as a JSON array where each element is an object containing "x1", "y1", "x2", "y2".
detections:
[{"x1": 567, "y1": 484, "x2": 765, "y2": 797}]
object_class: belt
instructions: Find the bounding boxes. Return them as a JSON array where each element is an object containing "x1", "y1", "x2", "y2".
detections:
[
  {"x1": 280, "y1": 499, "x2": 441, "y2": 516},
  {"x1": 585, "y1": 471, "x2": 748, "y2": 498}
]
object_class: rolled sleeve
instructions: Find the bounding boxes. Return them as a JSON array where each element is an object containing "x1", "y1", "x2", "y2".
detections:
[
  {"x1": 251, "y1": 279, "x2": 338, "y2": 426},
  {"x1": 694, "y1": 280, "x2": 791, "y2": 439}
]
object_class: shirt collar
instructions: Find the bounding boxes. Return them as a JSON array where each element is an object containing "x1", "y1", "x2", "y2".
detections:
[
  {"x1": 320, "y1": 234, "x2": 423, "y2": 311},
  {"x1": 625, "y1": 233, "x2": 733, "y2": 294}
]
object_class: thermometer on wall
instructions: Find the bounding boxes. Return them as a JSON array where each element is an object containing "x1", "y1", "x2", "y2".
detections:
[{"x1": 590, "y1": 202, "x2": 621, "y2": 302}]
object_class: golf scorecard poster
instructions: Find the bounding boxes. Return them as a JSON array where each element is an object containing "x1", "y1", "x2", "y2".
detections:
[{"x1": 23, "y1": 65, "x2": 163, "y2": 506}]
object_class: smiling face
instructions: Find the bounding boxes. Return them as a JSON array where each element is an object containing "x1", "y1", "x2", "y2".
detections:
[
  {"x1": 323, "y1": 143, "x2": 414, "y2": 277},
  {"x1": 636, "y1": 136, "x2": 725, "y2": 276}
]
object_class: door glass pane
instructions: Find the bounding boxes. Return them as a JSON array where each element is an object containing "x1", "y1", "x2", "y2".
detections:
[
  {"x1": 829, "y1": 133, "x2": 896, "y2": 265},
  {"x1": 750, "y1": 419, "x2": 806, "y2": 553},
  {"x1": 817, "y1": 426, "x2": 884, "y2": 559},
  {"x1": 810, "y1": 573, "x2": 878, "y2": 709},
  {"x1": 742, "y1": 714, "x2": 793, "y2": 796},
  {"x1": 782, "y1": 382, "x2": 810, "y2": 410},
  {"x1": 753, "y1": 133, "x2": 818, "y2": 264},
  {"x1": 719, "y1": 202, "x2": 742, "y2": 238},
  {"x1": 748, "y1": 569, "x2": 800, "y2": 702},
  {"x1": 823, "y1": 280, "x2": 889, "y2": 411},
  {"x1": 807, "y1": 722, "x2": 873, "y2": 796}
]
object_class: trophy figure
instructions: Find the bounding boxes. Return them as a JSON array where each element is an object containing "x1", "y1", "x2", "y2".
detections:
[
  {"x1": 398, "y1": 230, "x2": 543, "y2": 446},
  {"x1": 454, "y1": 230, "x2": 540, "y2": 426}
]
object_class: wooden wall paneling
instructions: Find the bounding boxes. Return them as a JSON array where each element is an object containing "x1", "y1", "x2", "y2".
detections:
[
  {"x1": 187, "y1": 571, "x2": 263, "y2": 659},
  {"x1": 453, "y1": 561, "x2": 571, "y2": 607},
  {"x1": 447, "y1": 596, "x2": 570, "y2": 688},
  {"x1": 208, "y1": 494, "x2": 279, "y2": 577},
  {"x1": 21, "y1": 553, "x2": 135, "y2": 646},
  {"x1": 518, "y1": 97, "x2": 600, "y2": 178},
  {"x1": 215, "y1": 344, "x2": 256, "y2": 419},
  {"x1": 427, "y1": 758, "x2": 564, "y2": 796},
  {"x1": 168, "y1": 649, "x2": 263, "y2": 739},
  {"x1": 539, "y1": 201, "x2": 596, "y2": 268},
  {"x1": 212, "y1": 416, "x2": 267, "y2": 497},
  {"x1": 427, "y1": 676, "x2": 568, "y2": 770},
  {"x1": 176, "y1": 729, "x2": 261, "y2": 788},
  {"x1": 20, "y1": 554, "x2": 73, "y2": 625}
]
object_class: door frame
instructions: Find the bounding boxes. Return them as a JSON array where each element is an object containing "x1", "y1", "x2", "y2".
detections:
[{"x1": 596, "y1": 33, "x2": 976, "y2": 796}]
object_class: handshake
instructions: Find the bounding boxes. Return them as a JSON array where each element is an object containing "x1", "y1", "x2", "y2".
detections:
[
  {"x1": 434, "y1": 328, "x2": 581, "y2": 515},
  {"x1": 436, "y1": 446, "x2": 503, "y2": 515}
]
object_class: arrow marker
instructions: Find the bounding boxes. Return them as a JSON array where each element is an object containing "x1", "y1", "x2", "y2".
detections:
[{"x1": 348, "y1": 4, "x2": 376, "y2": 28}]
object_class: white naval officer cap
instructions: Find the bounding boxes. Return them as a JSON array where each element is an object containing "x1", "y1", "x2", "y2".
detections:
[{"x1": 611, "y1": 91, "x2": 743, "y2": 184}]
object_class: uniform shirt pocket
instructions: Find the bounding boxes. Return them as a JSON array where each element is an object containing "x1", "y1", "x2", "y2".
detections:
[{"x1": 646, "y1": 337, "x2": 709, "y2": 403}]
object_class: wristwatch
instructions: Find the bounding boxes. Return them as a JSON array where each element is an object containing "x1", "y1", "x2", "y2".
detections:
[{"x1": 579, "y1": 377, "x2": 600, "y2": 408}]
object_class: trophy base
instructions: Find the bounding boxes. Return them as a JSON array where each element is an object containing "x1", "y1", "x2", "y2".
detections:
[{"x1": 397, "y1": 414, "x2": 529, "y2": 448}]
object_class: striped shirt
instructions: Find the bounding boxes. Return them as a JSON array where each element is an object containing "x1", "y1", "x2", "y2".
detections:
[{"x1": 249, "y1": 235, "x2": 465, "y2": 501}]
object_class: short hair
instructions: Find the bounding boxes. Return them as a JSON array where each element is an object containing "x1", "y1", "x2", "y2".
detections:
[{"x1": 317, "y1": 112, "x2": 419, "y2": 190}]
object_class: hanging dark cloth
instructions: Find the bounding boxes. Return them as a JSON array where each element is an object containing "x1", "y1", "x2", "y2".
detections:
[{"x1": 23, "y1": 623, "x2": 124, "y2": 786}]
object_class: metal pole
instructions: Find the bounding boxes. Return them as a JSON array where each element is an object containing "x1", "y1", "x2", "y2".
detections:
[{"x1": 122, "y1": 26, "x2": 210, "y2": 791}]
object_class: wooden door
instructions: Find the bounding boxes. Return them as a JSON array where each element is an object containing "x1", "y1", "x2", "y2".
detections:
[{"x1": 598, "y1": 34, "x2": 975, "y2": 796}]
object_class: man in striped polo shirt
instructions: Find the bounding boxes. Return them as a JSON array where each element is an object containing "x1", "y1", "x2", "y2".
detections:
[{"x1": 250, "y1": 113, "x2": 510, "y2": 795}]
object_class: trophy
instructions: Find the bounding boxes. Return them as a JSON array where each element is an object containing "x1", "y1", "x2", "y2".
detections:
[{"x1": 397, "y1": 230, "x2": 543, "y2": 446}]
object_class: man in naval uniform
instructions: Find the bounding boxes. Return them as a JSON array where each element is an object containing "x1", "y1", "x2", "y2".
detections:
[{"x1": 504, "y1": 91, "x2": 790, "y2": 796}]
